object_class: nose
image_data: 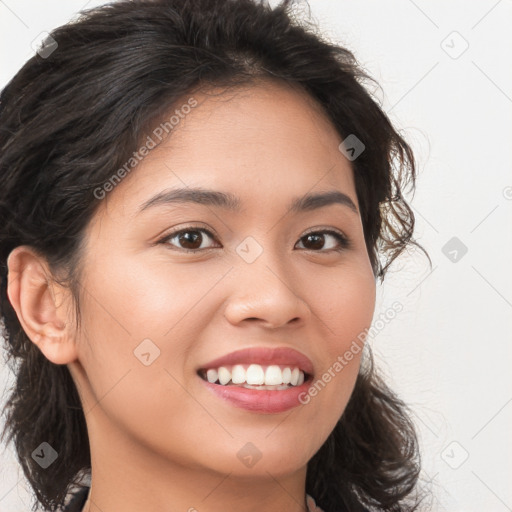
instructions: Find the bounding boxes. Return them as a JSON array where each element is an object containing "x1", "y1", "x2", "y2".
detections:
[{"x1": 223, "y1": 250, "x2": 311, "y2": 329}]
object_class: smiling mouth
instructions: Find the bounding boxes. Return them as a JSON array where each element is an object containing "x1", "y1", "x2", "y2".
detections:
[{"x1": 197, "y1": 363, "x2": 311, "y2": 390}]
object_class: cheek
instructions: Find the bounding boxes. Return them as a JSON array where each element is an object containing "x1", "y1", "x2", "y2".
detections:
[
  {"x1": 74, "y1": 262, "x2": 215, "y2": 457},
  {"x1": 75, "y1": 253, "x2": 225, "y2": 407},
  {"x1": 305, "y1": 261, "x2": 375, "y2": 415},
  {"x1": 87, "y1": 251, "x2": 220, "y2": 341},
  {"x1": 315, "y1": 259, "x2": 376, "y2": 346}
]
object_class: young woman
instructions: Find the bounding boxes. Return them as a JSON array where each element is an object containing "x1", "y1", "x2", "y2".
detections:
[{"x1": 0, "y1": 0, "x2": 431, "y2": 510}]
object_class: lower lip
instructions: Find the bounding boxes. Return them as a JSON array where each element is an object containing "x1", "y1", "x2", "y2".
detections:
[{"x1": 199, "y1": 376, "x2": 312, "y2": 413}]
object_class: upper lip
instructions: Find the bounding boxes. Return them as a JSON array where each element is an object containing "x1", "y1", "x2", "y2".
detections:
[{"x1": 198, "y1": 346, "x2": 314, "y2": 376}]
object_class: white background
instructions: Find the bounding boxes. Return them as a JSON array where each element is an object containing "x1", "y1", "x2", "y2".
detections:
[{"x1": 1, "y1": 1, "x2": 511, "y2": 511}]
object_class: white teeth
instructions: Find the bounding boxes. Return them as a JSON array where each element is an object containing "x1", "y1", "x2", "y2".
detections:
[
  {"x1": 264, "y1": 365, "x2": 282, "y2": 385},
  {"x1": 206, "y1": 368, "x2": 218, "y2": 383},
  {"x1": 246, "y1": 364, "x2": 265, "y2": 385},
  {"x1": 218, "y1": 366, "x2": 231, "y2": 385},
  {"x1": 201, "y1": 363, "x2": 307, "y2": 388},
  {"x1": 231, "y1": 364, "x2": 246, "y2": 384},
  {"x1": 290, "y1": 368, "x2": 300, "y2": 386}
]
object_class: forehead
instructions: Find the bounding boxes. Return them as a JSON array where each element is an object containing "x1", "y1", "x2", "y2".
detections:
[{"x1": 99, "y1": 79, "x2": 356, "y2": 218}]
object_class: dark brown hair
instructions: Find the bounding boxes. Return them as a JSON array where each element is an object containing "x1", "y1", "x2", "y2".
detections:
[{"x1": 0, "y1": 0, "x2": 431, "y2": 510}]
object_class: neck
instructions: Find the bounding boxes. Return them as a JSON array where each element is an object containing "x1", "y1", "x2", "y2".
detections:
[
  {"x1": 81, "y1": 414, "x2": 310, "y2": 512},
  {"x1": 82, "y1": 468, "x2": 309, "y2": 512}
]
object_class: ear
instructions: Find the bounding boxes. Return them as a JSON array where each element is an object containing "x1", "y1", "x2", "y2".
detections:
[{"x1": 6, "y1": 245, "x2": 78, "y2": 365}]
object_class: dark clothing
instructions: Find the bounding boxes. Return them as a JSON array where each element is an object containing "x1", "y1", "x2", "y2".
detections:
[{"x1": 64, "y1": 486, "x2": 89, "y2": 512}]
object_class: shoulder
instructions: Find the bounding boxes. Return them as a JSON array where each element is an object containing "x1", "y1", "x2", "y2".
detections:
[{"x1": 63, "y1": 486, "x2": 90, "y2": 512}]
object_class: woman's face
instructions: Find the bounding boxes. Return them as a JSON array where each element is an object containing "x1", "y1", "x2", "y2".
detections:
[{"x1": 68, "y1": 80, "x2": 376, "y2": 478}]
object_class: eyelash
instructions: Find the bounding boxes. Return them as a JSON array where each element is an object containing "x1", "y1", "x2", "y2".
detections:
[{"x1": 157, "y1": 225, "x2": 351, "y2": 253}]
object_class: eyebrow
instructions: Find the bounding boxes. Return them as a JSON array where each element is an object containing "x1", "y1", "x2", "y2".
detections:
[{"x1": 137, "y1": 187, "x2": 359, "y2": 215}]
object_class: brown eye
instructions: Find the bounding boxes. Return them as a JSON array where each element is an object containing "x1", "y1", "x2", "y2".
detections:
[
  {"x1": 296, "y1": 230, "x2": 350, "y2": 252},
  {"x1": 160, "y1": 228, "x2": 219, "y2": 252}
]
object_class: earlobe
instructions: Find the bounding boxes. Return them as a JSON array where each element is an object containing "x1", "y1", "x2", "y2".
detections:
[{"x1": 6, "y1": 245, "x2": 78, "y2": 365}]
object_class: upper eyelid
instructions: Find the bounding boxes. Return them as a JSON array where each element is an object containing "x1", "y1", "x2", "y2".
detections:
[{"x1": 161, "y1": 224, "x2": 348, "y2": 238}]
